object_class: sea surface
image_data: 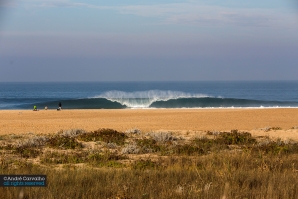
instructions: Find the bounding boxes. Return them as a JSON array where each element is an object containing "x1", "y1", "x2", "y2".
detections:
[{"x1": 0, "y1": 81, "x2": 298, "y2": 109}]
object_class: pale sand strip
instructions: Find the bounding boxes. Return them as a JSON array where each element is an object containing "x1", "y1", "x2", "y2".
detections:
[{"x1": 0, "y1": 109, "x2": 297, "y2": 140}]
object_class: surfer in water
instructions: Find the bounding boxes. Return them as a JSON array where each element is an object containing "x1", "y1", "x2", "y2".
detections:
[{"x1": 57, "y1": 102, "x2": 62, "y2": 111}]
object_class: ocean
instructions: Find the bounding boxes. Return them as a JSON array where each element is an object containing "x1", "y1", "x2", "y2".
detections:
[{"x1": 0, "y1": 81, "x2": 298, "y2": 110}]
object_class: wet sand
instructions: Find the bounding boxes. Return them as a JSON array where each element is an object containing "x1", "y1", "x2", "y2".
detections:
[{"x1": 0, "y1": 108, "x2": 298, "y2": 140}]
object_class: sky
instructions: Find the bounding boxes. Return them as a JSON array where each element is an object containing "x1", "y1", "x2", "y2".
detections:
[{"x1": 0, "y1": 0, "x2": 298, "y2": 82}]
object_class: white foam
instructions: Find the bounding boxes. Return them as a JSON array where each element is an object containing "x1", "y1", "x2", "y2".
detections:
[{"x1": 93, "y1": 90, "x2": 209, "y2": 108}]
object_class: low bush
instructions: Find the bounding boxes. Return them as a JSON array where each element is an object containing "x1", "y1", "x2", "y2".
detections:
[
  {"x1": 253, "y1": 140, "x2": 298, "y2": 155},
  {"x1": 121, "y1": 142, "x2": 140, "y2": 154},
  {"x1": 14, "y1": 146, "x2": 42, "y2": 158},
  {"x1": 77, "y1": 128, "x2": 127, "y2": 145},
  {"x1": 148, "y1": 131, "x2": 177, "y2": 143},
  {"x1": 136, "y1": 138, "x2": 161, "y2": 153},
  {"x1": 41, "y1": 151, "x2": 88, "y2": 164},
  {"x1": 216, "y1": 130, "x2": 256, "y2": 145},
  {"x1": 46, "y1": 135, "x2": 83, "y2": 149}
]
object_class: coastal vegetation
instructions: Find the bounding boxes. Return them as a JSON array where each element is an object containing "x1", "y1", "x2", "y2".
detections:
[{"x1": 1, "y1": 128, "x2": 298, "y2": 198}]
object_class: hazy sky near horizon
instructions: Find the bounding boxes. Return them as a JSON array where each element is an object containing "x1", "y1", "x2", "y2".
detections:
[{"x1": 0, "y1": 0, "x2": 298, "y2": 82}]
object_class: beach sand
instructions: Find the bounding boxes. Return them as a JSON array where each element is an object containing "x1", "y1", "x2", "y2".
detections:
[{"x1": 0, "y1": 108, "x2": 298, "y2": 140}]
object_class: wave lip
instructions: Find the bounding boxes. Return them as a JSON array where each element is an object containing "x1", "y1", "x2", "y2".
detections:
[{"x1": 95, "y1": 90, "x2": 210, "y2": 108}]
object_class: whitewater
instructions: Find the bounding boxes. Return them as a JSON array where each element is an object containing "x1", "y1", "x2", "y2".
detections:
[{"x1": 95, "y1": 90, "x2": 211, "y2": 108}]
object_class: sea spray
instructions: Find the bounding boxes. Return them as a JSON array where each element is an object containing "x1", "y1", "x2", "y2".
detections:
[{"x1": 95, "y1": 90, "x2": 210, "y2": 108}]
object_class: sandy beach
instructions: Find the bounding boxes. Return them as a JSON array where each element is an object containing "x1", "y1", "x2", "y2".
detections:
[{"x1": 0, "y1": 108, "x2": 297, "y2": 140}]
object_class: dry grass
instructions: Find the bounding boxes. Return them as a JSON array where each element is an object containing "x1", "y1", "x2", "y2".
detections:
[{"x1": 1, "y1": 128, "x2": 298, "y2": 198}]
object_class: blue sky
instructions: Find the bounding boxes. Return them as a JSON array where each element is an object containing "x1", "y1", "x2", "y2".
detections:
[{"x1": 0, "y1": 0, "x2": 297, "y2": 81}]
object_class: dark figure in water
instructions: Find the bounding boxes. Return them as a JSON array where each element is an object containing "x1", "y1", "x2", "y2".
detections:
[{"x1": 57, "y1": 102, "x2": 62, "y2": 110}]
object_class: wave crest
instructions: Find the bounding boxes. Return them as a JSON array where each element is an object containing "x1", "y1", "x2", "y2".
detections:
[{"x1": 94, "y1": 90, "x2": 209, "y2": 108}]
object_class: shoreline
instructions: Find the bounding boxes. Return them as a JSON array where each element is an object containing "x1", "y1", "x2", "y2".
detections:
[
  {"x1": 0, "y1": 108, "x2": 298, "y2": 140},
  {"x1": 2, "y1": 106, "x2": 298, "y2": 110}
]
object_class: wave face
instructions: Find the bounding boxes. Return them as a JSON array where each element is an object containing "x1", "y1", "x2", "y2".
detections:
[
  {"x1": 96, "y1": 90, "x2": 210, "y2": 108},
  {"x1": 151, "y1": 98, "x2": 298, "y2": 108},
  {"x1": 29, "y1": 98, "x2": 126, "y2": 109}
]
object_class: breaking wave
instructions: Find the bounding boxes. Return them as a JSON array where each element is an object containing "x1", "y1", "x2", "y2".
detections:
[
  {"x1": 11, "y1": 90, "x2": 298, "y2": 109},
  {"x1": 95, "y1": 90, "x2": 210, "y2": 108}
]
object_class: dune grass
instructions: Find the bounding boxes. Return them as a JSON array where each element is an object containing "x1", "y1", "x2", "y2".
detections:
[{"x1": 1, "y1": 128, "x2": 298, "y2": 198}]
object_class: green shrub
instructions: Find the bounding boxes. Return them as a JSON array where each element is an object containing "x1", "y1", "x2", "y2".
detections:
[
  {"x1": 192, "y1": 137, "x2": 226, "y2": 152},
  {"x1": 136, "y1": 138, "x2": 161, "y2": 153},
  {"x1": 14, "y1": 146, "x2": 42, "y2": 158},
  {"x1": 216, "y1": 130, "x2": 256, "y2": 145},
  {"x1": 253, "y1": 140, "x2": 298, "y2": 155},
  {"x1": 78, "y1": 129, "x2": 127, "y2": 145},
  {"x1": 46, "y1": 135, "x2": 83, "y2": 149}
]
